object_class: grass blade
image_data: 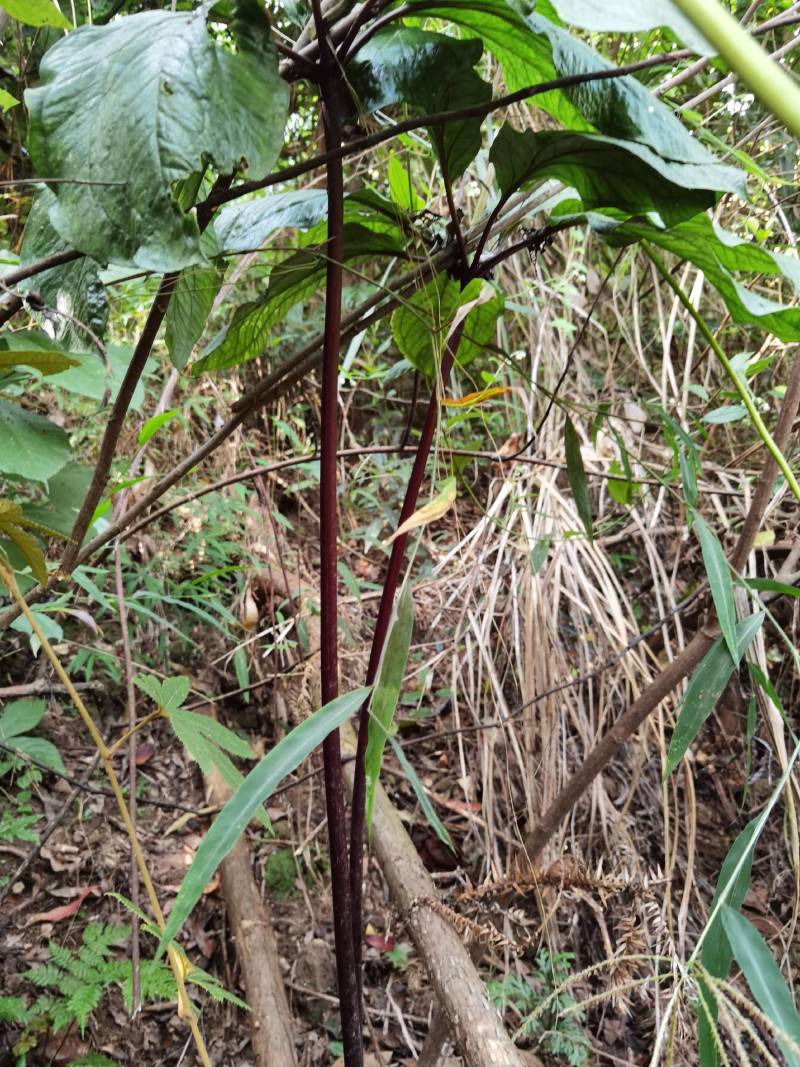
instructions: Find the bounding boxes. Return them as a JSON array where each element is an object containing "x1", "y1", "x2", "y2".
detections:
[
  {"x1": 698, "y1": 819, "x2": 759, "y2": 1066},
  {"x1": 564, "y1": 416, "x2": 593, "y2": 540},
  {"x1": 365, "y1": 583, "x2": 413, "y2": 835},
  {"x1": 157, "y1": 685, "x2": 371, "y2": 954},
  {"x1": 720, "y1": 905, "x2": 800, "y2": 1067},
  {"x1": 664, "y1": 612, "x2": 764, "y2": 778},
  {"x1": 695, "y1": 514, "x2": 737, "y2": 662}
]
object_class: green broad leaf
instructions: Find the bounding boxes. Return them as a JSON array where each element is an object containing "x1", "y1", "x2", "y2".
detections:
[
  {"x1": 408, "y1": 0, "x2": 587, "y2": 130},
  {"x1": 564, "y1": 416, "x2": 593, "y2": 541},
  {"x1": 194, "y1": 223, "x2": 405, "y2": 375},
  {"x1": 365, "y1": 584, "x2": 414, "y2": 834},
  {"x1": 18, "y1": 189, "x2": 108, "y2": 348},
  {"x1": 159, "y1": 675, "x2": 190, "y2": 712},
  {"x1": 694, "y1": 515, "x2": 737, "y2": 663},
  {"x1": 348, "y1": 27, "x2": 492, "y2": 177},
  {"x1": 0, "y1": 348, "x2": 79, "y2": 375},
  {"x1": 414, "y1": 0, "x2": 742, "y2": 198},
  {"x1": 664, "y1": 613, "x2": 764, "y2": 778},
  {"x1": 138, "y1": 409, "x2": 180, "y2": 447},
  {"x1": 0, "y1": 0, "x2": 70, "y2": 29},
  {"x1": 387, "y1": 153, "x2": 424, "y2": 212},
  {"x1": 698, "y1": 819, "x2": 759, "y2": 1067},
  {"x1": 132, "y1": 674, "x2": 164, "y2": 706},
  {"x1": 165, "y1": 265, "x2": 222, "y2": 371},
  {"x1": 169, "y1": 708, "x2": 254, "y2": 760},
  {"x1": 0, "y1": 698, "x2": 47, "y2": 739},
  {"x1": 22, "y1": 462, "x2": 92, "y2": 538},
  {"x1": 720, "y1": 906, "x2": 800, "y2": 1067},
  {"x1": 46, "y1": 345, "x2": 147, "y2": 408},
  {"x1": 211, "y1": 189, "x2": 329, "y2": 253},
  {"x1": 702, "y1": 405, "x2": 747, "y2": 425},
  {"x1": 391, "y1": 275, "x2": 503, "y2": 377},
  {"x1": 157, "y1": 685, "x2": 371, "y2": 955},
  {"x1": 25, "y1": 4, "x2": 288, "y2": 271},
  {"x1": 8, "y1": 735, "x2": 65, "y2": 775},
  {"x1": 0, "y1": 400, "x2": 70, "y2": 482},
  {"x1": 600, "y1": 214, "x2": 800, "y2": 342},
  {"x1": 523, "y1": 13, "x2": 743, "y2": 201},
  {"x1": 388, "y1": 733, "x2": 452, "y2": 850},
  {"x1": 44, "y1": 343, "x2": 148, "y2": 408},
  {"x1": 0, "y1": 89, "x2": 19, "y2": 111},
  {"x1": 489, "y1": 125, "x2": 715, "y2": 226},
  {"x1": 743, "y1": 578, "x2": 800, "y2": 600},
  {"x1": 548, "y1": 0, "x2": 714, "y2": 55}
]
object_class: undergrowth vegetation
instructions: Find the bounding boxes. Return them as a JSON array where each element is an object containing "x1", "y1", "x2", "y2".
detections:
[{"x1": 0, "y1": 0, "x2": 799, "y2": 1065}]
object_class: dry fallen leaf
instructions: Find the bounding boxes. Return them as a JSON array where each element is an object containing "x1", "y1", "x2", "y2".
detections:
[
  {"x1": 26, "y1": 884, "x2": 101, "y2": 925},
  {"x1": 384, "y1": 478, "x2": 457, "y2": 546}
]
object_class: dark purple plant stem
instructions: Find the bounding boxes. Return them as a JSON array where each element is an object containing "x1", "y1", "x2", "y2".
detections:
[
  {"x1": 313, "y1": 3, "x2": 363, "y2": 1062},
  {"x1": 61, "y1": 272, "x2": 178, "y2": 572},
  {"x1": 348, "y1": 319, "x2": 466, "y2": 983}
]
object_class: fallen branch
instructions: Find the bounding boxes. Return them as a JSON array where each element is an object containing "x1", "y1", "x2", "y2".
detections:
[
  {"x1": 340, "y1": 723, "x2": 527, "y2": 1067},
  {"x1": 206, "y1": 765, "x2": 297, "y2": 1067}
]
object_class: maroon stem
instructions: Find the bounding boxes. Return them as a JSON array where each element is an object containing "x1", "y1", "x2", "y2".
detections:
[
  {"x1": 60, "y1": 273, "x2": 178, "y2": 572},
  {"x1": 348, "y1": 320, "x2": 466, "y2": 978},
  {"x1": 313, "y1": 6, "x2": 363, "y2": 1063}
]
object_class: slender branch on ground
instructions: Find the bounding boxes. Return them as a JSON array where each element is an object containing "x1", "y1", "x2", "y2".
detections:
[
  {"x1": 522, "y1": 351, "x2": 800, "y2": 863},
  {"x1": 114, "y1": 541, "x2": 141, "y2": 1016}
]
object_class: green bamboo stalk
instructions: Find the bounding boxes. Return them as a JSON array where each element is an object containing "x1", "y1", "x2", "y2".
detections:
[
  {"x1": 643, "y1": 241, "x2": 800, "y2": 505},
  {"x1": 672, "y1": 0, "x2": 800, "y2": 139}
]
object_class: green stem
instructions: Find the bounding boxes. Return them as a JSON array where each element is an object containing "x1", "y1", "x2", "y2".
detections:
[
  {"x1": 644, "y1": 241, "x2": 800, "y2": 505},
  {"x1": 672, "y1": 0, "x2": 800, "y2": 139}
]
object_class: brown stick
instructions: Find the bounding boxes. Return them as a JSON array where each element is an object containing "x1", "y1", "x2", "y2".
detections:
[
  {"x1": 206, "y1": 767, "x2": 298, "y2": 1067},
  {"x1": 523, "y1": 352, "x2": 800, "y2": 862},
  {"x1": 340, "y1": 723, "x2": 527, "y2": 1067}
]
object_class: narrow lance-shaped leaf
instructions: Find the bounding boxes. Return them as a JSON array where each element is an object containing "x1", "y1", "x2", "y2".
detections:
[
  {"x1": 720, "y1": 906, "x2": 800, "y2": 1067},
  {"x1": 157, "y1": 686, "x2": 372, "y2": 955},
  {"x1": 388, "y1": 733, "x2": 452, "y2": 850},
  {"x1": 564, "y1": 416, "x2": 593, "y2": 540},
  {"x1": 365, "y1": 584, "x2": 414, "y2": 834},
  {"x1": 0, "y1": 348, "x2": 79, "y2": 375},
  {"x1": 694, "y1": 515, "x2": 738, "y2": 664},
  {"x1": 664, "y1": 613, "x2": 764, "y2": 778},
  {"x1": 697, "y1": 819, "x2": 759, "y2": 1067}
]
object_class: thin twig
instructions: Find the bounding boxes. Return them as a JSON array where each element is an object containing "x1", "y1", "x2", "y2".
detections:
[{"x1": 114, "y1": 541, "x2": 141, "y2": 1016}]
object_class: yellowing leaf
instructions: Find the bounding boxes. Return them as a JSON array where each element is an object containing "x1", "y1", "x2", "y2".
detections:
[
  {"x1": 384, "y1": 478, "x2": 457, "y2": 546},
  {"x1": 753, "y1": 529, "x2": 775, "y2": 548},
  {"x1": 442, "y1": 386, "x2": 510, "y2": 408}
]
